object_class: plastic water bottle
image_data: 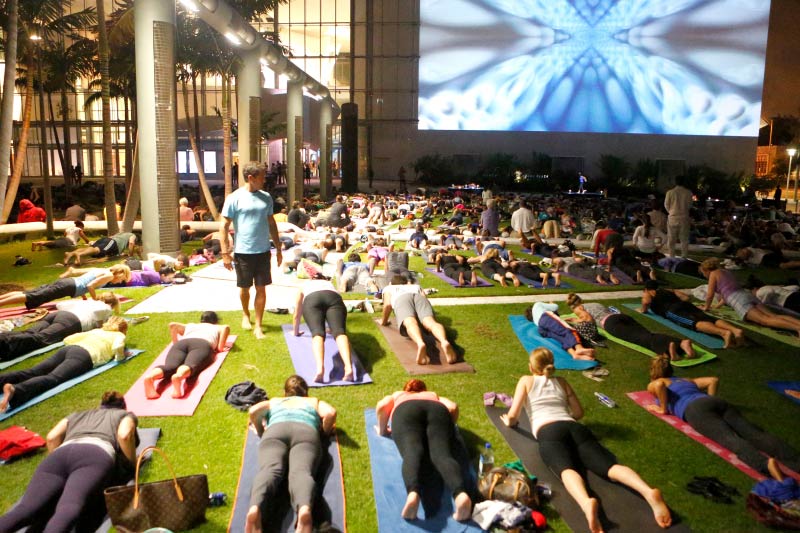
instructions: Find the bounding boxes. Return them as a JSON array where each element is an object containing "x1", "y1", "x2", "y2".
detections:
[
  {"x1": 595, "y1": 392, "x2": 616, "y2": 408},
  {"x1": 479, "y1": 442, "x2": 494, "y2": 476}
]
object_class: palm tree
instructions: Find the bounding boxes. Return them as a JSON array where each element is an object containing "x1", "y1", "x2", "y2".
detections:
[
  {"x1": 0, "y1": 0, "x2": 19, "y2": 215},
  {"x1": 95, "y1": 0, "x2": 117, "y2": 234},
  {"x1": 0, "y1": 0, "x2": 95, "y2": 223}
]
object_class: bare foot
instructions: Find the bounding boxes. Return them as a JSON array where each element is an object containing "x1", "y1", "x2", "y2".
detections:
[
  {"x1": 470, "y1": 275, "x2": 478, "y2": 287},
  {"x1": 401, "y1": 491, "x2": 420, "y2": 520},
  {"x1": 721, "y1": 331, "x2": 734, "y2": 349},
  {"x1": 313, "y1": 371, "x2": 324, "y2": 383},
  {"x1": 59, "y1": 266, "x2": 74, "y2": 279},
  {"x1": 0, "y1": 384, "x2": 13, "y2": 413},
  {"x1": 768, "y1": 457, "x2": 785, "y2": 481},
  {"x1": 453, "y1": 491, "x2": 472, "y2": 521},
  {"x1": 499, "y1": 278, "x2": 508, "y2": 287},
  {"x1": 442, "y1": 343, "x2": 457, "y2": 364},
  {"x1": 609, "y1": 274, "x2": 620, "y2": 285},
  {"x1": 681, "y1": 339, "x2": 697, "y2": 358},
  {"x1": 144, "y1": 376, "x2": 160, "y2": 399},
  {"x1": 296, "y1": 505, "x2": 312, "y2": 533},
  {"x1": 245, "y1": 505, "x2": 263, "y2": 533},
  {"x1": 734, "y1": 332, "x2": 746, "y2": 347},
  {"x1": 512, "y1": 276, "x2": 520, "y2": 287},
  {"x1": 573, "y1": 346, "x2": 596, "y2": 360},
  {"x1": 171, "y1": 375, "x2": 184, "y2": 399},
  {"x1": 242, "y1": 316, "x2": 252, "y2": 330},
  {"x1": 254, "y1": 327, "x2": 265, "y2": 340},
  {"x1": 416, "y1": 344, "x2": 430, "y2": 365},
  {"x1": 595, "y1": 275, "x2": 608, "y2": 285},
  {"x1": 645, "y1": 488, "x2": 672, "y2": 529},
  {"x1": 553, "y1": 274, "x2": 561, "y2": 287},
  {"x1": 785, "y1": 389, "x2": 800, "y2": 400},
  {"x1": 343, "y1": 370, "x2": 354, "y2": 382},
  {"x1": 580, "y1": 497, "x2": 603, "y2": 533},
  {"x1": 458, "y1": 273, "x2": 465, "y2": 287}
]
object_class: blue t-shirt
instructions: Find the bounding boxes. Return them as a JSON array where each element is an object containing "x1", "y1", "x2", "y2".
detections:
[
  {"x1": 73, "y1": 271, "x2": 99, "y2": 296},
  {"x1": 221, "y1": 188, "x2": 274, "y2": 254},
  {"x1": 666, "y1": 379, "x2": 707, "y2": 420}
]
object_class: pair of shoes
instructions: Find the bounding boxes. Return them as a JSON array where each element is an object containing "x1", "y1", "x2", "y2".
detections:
[
  {"x1": 686, "y1": 476, "x2": 739, "y2": 504},
  {"x1": 582, "y1": 367, "x2": 609, "y2": 382},
  {"x1": 128, "y1": 316, "x2": 149, "y2": 325},
  {"x1": 266, "y1": 308, "x2": 289, "y2": 314}
]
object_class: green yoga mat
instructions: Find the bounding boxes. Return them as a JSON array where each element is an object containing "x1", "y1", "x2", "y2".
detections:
[{"x1": 708, "y1": 306, "x2": 800, "y2": 348}]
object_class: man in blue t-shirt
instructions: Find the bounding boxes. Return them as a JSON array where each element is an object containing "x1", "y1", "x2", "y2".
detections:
[{"x1": 219, "y1": 162, "x2": 283, "y2": 339}]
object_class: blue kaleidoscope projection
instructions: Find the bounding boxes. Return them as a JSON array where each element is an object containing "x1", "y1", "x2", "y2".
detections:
[{"x1": 419, "y1": 0, "x2": 771, "y2": 136}]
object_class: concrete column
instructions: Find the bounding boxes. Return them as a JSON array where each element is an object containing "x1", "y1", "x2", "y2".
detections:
[
  {"x1": 319, "y1": 100, "x2": 333, "y2": 201},
  {"x1": 236, "y1": 48, "x2": 262, "y2": 175},
  {"x1": 286, "y1": 80, "x2": 303, "y2": 205},
  {"x1": 135, "y1": 0, "x2": 178, "y2": 255}
]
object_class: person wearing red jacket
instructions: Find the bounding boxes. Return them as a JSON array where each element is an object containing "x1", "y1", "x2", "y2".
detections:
[{"x1": 16, "y1": 199, "x2": 46, "y2": 223}]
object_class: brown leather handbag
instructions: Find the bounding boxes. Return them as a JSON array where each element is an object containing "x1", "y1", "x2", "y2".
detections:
[
  {"x1": 104, "y1": 446, "x2": 208, "y2": 532},
  {"x1": 478, "y1": 466, "x2": 539, "y2": 508}
]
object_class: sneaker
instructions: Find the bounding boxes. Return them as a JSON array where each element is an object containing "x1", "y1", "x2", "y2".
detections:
[
  {"x1": 363, "y1": 299, "x2": 374, "y2": 314},
  {"x1": 129, "y1": 316, "x2": 150, "y2": 325}
]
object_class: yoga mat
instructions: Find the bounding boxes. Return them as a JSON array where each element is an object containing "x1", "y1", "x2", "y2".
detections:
[
  {"x1": 0, "y1": 297, "x2": 133, "y2": 321},
  {"x1": 123, "y1": 337, "x2": 235, "y2": 417},
  {"x1": 485, "y1": 404, "x2": 690, "y2": 533},
  {"x1": 767, "y1": 381, "x2": 800, "y2": 406},
  {"x1": 365, "y1": 409, "x2": 482, "y2": 533},
  {"x1": 627, "y1": 391, "x2": 767, "y2": 481},
  {"x1": 0, "y1": 349, "x2": 144, "y2": 422},
  {"x1": 621, "y1": 303, "x2": 725, "y2": 350},
  {"x1": 280, "y1": 324, "x2": 372, "y2": 387},
  {"x1": 708, "y1": 306, "x2": 800, "y2": 348},
  {"x1": 598, "y1": 327, "x2": 716, "y2": 367},
  {"x1": 508, "y1": 315, "x2": 598, "y2": 371},
  {"x1": 425, "y1": 268, "x2": 491, "y2": 287},
  {"x1": 228, "y1": 426, "x2": 346, "y2": 533},
  {"x1": 374, "y1": 319, "x2": 475, "y2": 375},
  {"x1": 0, "y1": 342, "x2": 63, "y2": 370},
  {"x1": 516, "y1": 274, "x2": 572, "y2": 290}
]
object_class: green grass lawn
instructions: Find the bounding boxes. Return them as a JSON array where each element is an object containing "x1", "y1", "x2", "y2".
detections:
[{"x1": 1, "y1": 237, "x2": 799, "y2": 532}]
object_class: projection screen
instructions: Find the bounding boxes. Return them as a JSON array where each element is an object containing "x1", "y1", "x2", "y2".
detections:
[{"x1": 419, "y1": 0, "x2": 771, "y2": 136}]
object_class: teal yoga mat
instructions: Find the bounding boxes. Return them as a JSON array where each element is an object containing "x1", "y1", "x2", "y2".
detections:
[
  {"x1": 0, "y1": 342, "x2": 63, "y2": 370},
  {"x1": 508, "y1": 315, "x2": 598, "y2": 370},
  {"x1": 621, "y1": 303, "x2": 725, "y2": 349}
]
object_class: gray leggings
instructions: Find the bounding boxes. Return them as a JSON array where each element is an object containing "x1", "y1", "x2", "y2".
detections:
[{"x1": 250, "y1": 422, "x2": 321, "y2": 512}]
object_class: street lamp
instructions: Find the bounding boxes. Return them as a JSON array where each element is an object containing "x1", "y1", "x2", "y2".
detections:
[{"x1": 787, "y1": 147, "x2": 796, "y2": 193}]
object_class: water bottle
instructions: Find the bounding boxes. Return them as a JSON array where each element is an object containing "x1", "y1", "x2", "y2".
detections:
[
  {"x1": 479, "y1": 442, "x2": 494, "y2": 477},
  {"x1": 594, "y1": 392, "x2": 616, "y2": 408}
]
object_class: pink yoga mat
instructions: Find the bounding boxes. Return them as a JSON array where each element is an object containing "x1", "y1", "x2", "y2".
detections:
[
  {"x1": 627, "y1": 391, "x2": 800, "y2": 482},
  {"x1": 0, "y1": 296, "x2": 133, "y2": 320},
  {"x1": 124, "y1": 336, "x2": 236, "y2": 416}
]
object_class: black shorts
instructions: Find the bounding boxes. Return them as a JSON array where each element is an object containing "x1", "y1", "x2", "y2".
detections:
[
  {"x1": 24, "y1": 279, "x2": 77, "y2": 309},
  {"x1": 233, "y1": 252, "x2": 272, "y2": 288},
  {"x1": 92, "y1": 237, "x2": 119, "y2": 257}
]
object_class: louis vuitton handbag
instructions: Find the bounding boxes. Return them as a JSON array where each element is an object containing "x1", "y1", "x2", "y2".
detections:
[{"x1": 104, "y1": 446, "x2": 208, "y2": 532}]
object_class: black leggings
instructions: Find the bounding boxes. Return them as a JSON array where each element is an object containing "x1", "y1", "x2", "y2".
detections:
[
  {"x1": 158, "y1": 338, "x2": 213, "y2": 377},
  {"x1": 443, "y1": 264, "x2": 471, "y2": 281},
  {"x1": 515, "y1": 263, "x2": 544, "y2": 280},
  {"x1": 537, "y1": 420, "x2": 617, "y2": 478},
  {"x1": 480, "y1": 259, "x2": 507, "y2": 279},
  {"x1": 782, "y1": 291, "x2": 800, "y2": 314},
  {"x1": 684, "y1": 396, "x2": 800, "y2": 474},
  {"x1": 0, "y1": 443, "x2": 115, "y2": 532},
  {"x1": 0, "y1": 311, "x2": 81, "y2": 360},
  {"x1": 0, "y1": 345, "x2": 93, "y2": 408},
  {"x1": 303, "y1": 290, "x2": 347, "y2": 338},
  {"x1": 603, "y1": 314, "x2": 675, "y2": 355},
  {"x1": 391, "y1": 400, "x2": 466, "y2": 496}
]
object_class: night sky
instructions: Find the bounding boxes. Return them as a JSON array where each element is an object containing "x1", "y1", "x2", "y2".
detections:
[{"x1": 762, "y1": 0, "x2": 800, "y2": 118}]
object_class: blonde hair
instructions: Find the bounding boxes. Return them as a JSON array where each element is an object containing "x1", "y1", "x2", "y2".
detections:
[
  {"x1": 566, "y1": 293, "x2": 583, "y2": 308},
  {"x1": 700, "y1": 257, "x2": 721, "y2": 274},
  {"x1": 98, "y1": 292, "x2": 120, "y2": 313},
  {"x1": 485, "y1": 248, "x2": 500, "y2": 260},
  {"x1": 102, "y1": 315, "x2": 128, "y2": 335},
  {"x1": 529, "y1": 347, "x2": 555, "y2": 377},
  {"x1": 179, "y1": 197, "x2": 189, "y2": 206},
  {"x1": 109, "y1": 264, "x2": 132, "y2": 283}
]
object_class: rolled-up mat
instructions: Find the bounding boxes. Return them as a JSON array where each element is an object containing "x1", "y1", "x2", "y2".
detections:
[
  {"x1": 374, "y1": 319, "x2": 474, "y2": 375},
  {"x1": 228, "y1": 426, "x2": 346, "y2": 533},
  {"x1": 124, "y1": 337, "x2": 236, "y2": 416},
  {"x1": 365, "y1": 409, "x2": 482, "y2": 532},
  {"x1": 621, "y1": 303, "x2": 725, "y2": 349},
  {"x1": 485, "y1": 404, "x2": 690, "y2": 532},
  {"x1": 508, "y1": 315, "x2": 598, "y2": 371},
  {"x1": 281, "y1": 324, "x2": 372, "y2": 387}
]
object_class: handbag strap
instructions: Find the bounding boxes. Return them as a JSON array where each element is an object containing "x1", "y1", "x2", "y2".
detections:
[
  {"x1": 487, "y1": 472, "x2": 501, "y2": 500},
  {"x1": 133, "y1": 445, "x2": 185, "y2": 509}
]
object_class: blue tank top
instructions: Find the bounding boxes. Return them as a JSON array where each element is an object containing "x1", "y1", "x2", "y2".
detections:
[
  {"x1": 266, "y1": 397, "x2": 320, "y2": 430},
  {"x1": 666, "y1": 379, "x2": 707, "y2": 420},
  {"x1": 73, "y1": 272, "x2": 99, "y2": 297}
]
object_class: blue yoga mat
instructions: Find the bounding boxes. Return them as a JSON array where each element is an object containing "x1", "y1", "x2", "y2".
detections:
[
  {"x1": 281, "y1": 324, "x2": 372, "y2": 387},
  {"x1": 767, "y1": 381, "x2": 800, "y2": 405},
  {"x1": 621, "y1": 303, "x2": 725, "y2": 349},
  {"x1": 0, "y1": 349, "x2": 144, "y2": 422},
  {"x1": 516, "y1": 274, "x2": 572, "y2": 289},
  {"x1": 508, "y1": 315, "x2": 598, "y2": 370},
  {"x1": 228, "y1": 426, "x2": 346, "y2": 533},
  {"x1": 364, "y1": 409, "x2": 483, "y2": 533},
  {"x1": 0, "y1": 342, "x2": 63, "y2": 370}
]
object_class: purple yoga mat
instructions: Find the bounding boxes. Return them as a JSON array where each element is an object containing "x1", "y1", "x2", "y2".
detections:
[
  {"x1": 425, "y1": 268, "x2": 491, "y2": 287},
  {"x1": 281, "y1": 324, "x2": 372, "y2": 387}
]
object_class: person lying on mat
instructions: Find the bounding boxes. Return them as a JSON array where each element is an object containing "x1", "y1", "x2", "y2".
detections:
[
  {"x1": 551, "y1": 254, "x2": 621, "y2": 285},
  {"x1": 566, "y1": 293, "x2": 696, "y2": 360},
  {"x1": 380, "y1": 276, "x2": 458, "y2": 365},
  {"x1": 745, "y1": 276, "x2": 800, "y2": 314},
  {"x1": 292, "y1": 279, "x2": 355, "y2": 382},
  {"x1": 524, "y1": 301, "x2": 595, "y2": 360},
  {"x1": 246, "y1": 375, "x2": 337, "y2": 533},
  {"x1": 639, "y1": 280, "x2": 745, "y2": 348},
  {"x1": 434, "y1": 250, "x2": 479, "y2": 287},
  {"x1": 0, "y1": 316, "x2": 129, "y2": 413},
  {"x1": 0, "y1": 293, "x2": 119, "y2": 361},
  {"x1": 700, "y1": 257, "x2": 800, "y2": 338},
  {"x1": 0, "y1": 390, "x2": 138, "y2": 532},
  {"x1": 336, "y1": 253, "x2": 379, "y2": 294},
  {"x1": 467, "y1": 247, "x2": 520, "y2": 287},
  {"x1": 375, "y1": 378, "x2": 473, "y2": 522},
  {"x1": 502, "y1": 348, "x2": 672, "y2": 533},
  {"x1": 648, "y1": 355, "x2": 800, "y2": 479},
  {"x1": 65, "y1": 264, "x2": 174, "y2": 287},
  {"x1": 143, "y1": 311, "x2": 230, "y2": 399},
  {"x1": 0, "y1": 265, "x2": 129, "y2": 310},
  {"x1": 508, "y1": 259, "x2": 560, "y2": 288}
]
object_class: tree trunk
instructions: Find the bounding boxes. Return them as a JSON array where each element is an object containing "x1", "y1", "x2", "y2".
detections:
[
  {"x1": 1, "y1": 59, "x2": 34, "y2": 223},
  {"x1": 97, "y1": 0, "x2": 119, "y2": 234},
  {"x1": 182, "y1": 76, "x2": 218, "y2": 219},
  {"x1": 192, "y1": 72, "x2": 206, "y2": 209},
  {"x1": 61, "y1": 87, "x2": 74, "y2": 201},
  {"x1": 123, "y1": 96, "x2": 132, "y2": 191},
  {"x1": 121, "y1": 131, "x2": 139, "y2": 233},
  {"x1": 222, "y1": 73, "x2": 233, "y2": 197},
  {"x1": 49, "y1": 94, "x2": 66, "y2": 182},
  {"x1": 0, "y1": 0, "x2": 19, "y2": 213}
]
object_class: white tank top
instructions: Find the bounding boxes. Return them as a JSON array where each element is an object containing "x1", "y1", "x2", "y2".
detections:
[
  {"x1": 527, "y1": 375, "x2": 574, "y2": 438},
  {"x1": 182, "y1": 322, "x2": 220, "y2": 347},
  {"x1": 302, "y1": 279, "x2": 336, "y2": 296}
]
